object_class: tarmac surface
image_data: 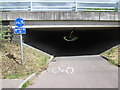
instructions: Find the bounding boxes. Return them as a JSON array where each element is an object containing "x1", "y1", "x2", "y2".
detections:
[
  {"x1": 2, "y1": 79, "x2": 23, "y2": 88},
  {"x1": 28, "y1": 55, "x2": 118, "y2": 88}
]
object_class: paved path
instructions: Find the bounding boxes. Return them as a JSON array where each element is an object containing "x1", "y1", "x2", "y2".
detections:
[
  {"x1": 0, "y1": 79, "x2": 2, "y2": 90},
  {"x1": 28, "y1": 55, "x2": 118, "y2": 88},
  {"x1": 2, "y1": 79, "x2": 24, "y2": 88}
]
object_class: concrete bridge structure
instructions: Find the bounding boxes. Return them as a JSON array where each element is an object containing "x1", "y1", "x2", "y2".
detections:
[
  {"x1": 1, "y1": 11, "x2": 120, "y2": 56},
  {"x1": 1, "y1": 11, "x2": 120, "y2": 29}
]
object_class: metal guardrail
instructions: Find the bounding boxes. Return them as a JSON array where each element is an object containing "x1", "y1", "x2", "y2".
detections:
[{"x1": 0, "y1": 1, "x2": 119, "y2": 12}]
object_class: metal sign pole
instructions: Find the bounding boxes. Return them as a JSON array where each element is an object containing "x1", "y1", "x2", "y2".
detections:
[
  {"x1": 20, "y1": 34, "x2": 23, "y2": 64},
  {"x1": 14, "y1": 18, "x2": 25, "y2": 64}
]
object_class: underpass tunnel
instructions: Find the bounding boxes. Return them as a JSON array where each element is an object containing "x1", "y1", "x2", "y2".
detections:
[{"x1": 24, "y1": 28, "x2": 120, "y2": 57}]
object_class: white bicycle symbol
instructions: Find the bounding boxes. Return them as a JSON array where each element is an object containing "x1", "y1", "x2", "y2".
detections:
[{"x1": 52, "y1": 67, "x2": 74, "y2": 74}]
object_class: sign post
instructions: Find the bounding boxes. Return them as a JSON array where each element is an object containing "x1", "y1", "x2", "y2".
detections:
[
  {"x1": 14, "y1": 18, "x2": 26, "y2": 64},
  {"x1": 20, "y1": 34, "x2": 23, "y2": 64}
]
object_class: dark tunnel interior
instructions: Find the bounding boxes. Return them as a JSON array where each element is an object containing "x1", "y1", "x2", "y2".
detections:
[{"x1": 24, "y1": 28, "x2": 120, "y2": 57}]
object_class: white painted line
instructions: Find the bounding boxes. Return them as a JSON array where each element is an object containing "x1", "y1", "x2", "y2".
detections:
[
  {"x1": 52, "y1": 67, "x2": 61, "y2": 74},
  {"x1": 66, "y1": 67, "x2": 74, "y2": 74}
]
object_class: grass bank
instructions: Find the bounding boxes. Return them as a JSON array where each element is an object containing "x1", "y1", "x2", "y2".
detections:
[
  {"x1": 0, "y1": 41, "x2": 50, "y2": 79},
  {"x1": 101, "y1": 45, "x2": 120, "y2": 67}
]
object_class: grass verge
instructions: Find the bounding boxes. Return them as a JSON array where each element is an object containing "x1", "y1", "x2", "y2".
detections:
[
  {"x1": 101, "y1": 45, "x2": 120, "y2": 67},
  {"x1": 0, "y1": 40, "x2": 50, "y2": 79}
]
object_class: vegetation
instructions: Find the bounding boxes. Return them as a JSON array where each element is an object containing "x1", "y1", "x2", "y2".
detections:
[
  {"x1": 0, "y1": 18, "x2": 50, "y2": 79},
  {"x1": 22, "y1": 81, "x2": 30, "y2": 88},
  {"x1": 0, "y1": 17, "x2": 2, "y2": 39},
  {"x1": 0, "y1": 26, "x2": 12, "y2": 41},
  {"x1": 0, "y1": 41, "x2": 50, "y2": 79},
  {"x1": 86, "y1": 8, "x2": 117, "y2": 10},
  {"x1": 82, "y1": 8, "x2": 117, "y2": 12},
  {"x1": 101, "y1": 45, "x2": 120, "y2": 67},
  {"x1": 0, "y1": 18, "x2": 12, "y2": 42}
]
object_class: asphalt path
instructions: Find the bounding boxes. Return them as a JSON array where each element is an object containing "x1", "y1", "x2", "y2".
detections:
[{"x1": 28, "y1": 55, "x2": 118, "y2": 88}]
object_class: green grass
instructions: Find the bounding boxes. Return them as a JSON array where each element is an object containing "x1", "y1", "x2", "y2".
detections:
[
  {"x1": 109, "y1": 59, "x2": 116, "y2": 65},
  {"x1": 4, "y1": 73, "x2": 25, "y2": 79},
  {"x1": 3, "y1": 71, "x2": 34, "y2": 79},
  {"x1": 22, "y1": 81, "x2": 30, "y2": 88}
]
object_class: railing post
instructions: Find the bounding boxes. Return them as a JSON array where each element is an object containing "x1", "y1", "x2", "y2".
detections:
[
  {"x1": 118, "y1": 1, "x2": 120, "y2": 13},
  {"x1": 30, "y1": 0, "x2": 33, "y2": 11},
  {"x1": 75, "y1": 0, "x2": 78, "y2": 12}
]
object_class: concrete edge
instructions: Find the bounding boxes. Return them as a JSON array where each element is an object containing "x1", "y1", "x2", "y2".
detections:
[
  {"x1": 17, "y1": 73, "x2": 36, "y2": 89},
  {"x1": 48, "y1": 56, "x2": 54, "y2": 63},
  {"x1": 17, "y1": 56, "x2": 54, "y2": 89},
  {"x1": 100, "y1": 55, "x2": 119, "y2": 68},
  {"x1": 17, "y1": 43, "x2": 54, "y2": 89}
]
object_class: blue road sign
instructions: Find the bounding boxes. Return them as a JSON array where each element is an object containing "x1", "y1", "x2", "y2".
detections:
[
  {"x1": 15, "y1": 18, "x2": 25, "y2": 27},
  {"x1": 14, "y1": 27, "x2": 26, "y2": 34}
]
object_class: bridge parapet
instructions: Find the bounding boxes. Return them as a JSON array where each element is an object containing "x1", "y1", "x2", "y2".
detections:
[{"x1": 1, "y1": 12, "x2": 120, "y2": 21}]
